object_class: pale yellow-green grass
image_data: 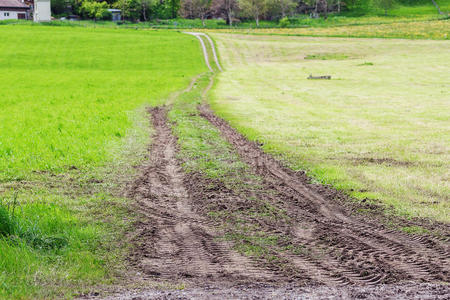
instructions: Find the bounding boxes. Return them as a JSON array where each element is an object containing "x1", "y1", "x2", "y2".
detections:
[
  {"x1": 209, "y1": 33, "x2": 450, "y2": 222},
  {"x1": 202, "y1": 19, "x2": 450, "y2": 40}
]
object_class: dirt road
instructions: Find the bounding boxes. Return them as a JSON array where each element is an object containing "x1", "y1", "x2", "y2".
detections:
[
  {"x1": 99, "y1": 103, "x2": 449, "y2": 299},
  {"x1": 90, "y1": 34, "x2": 449, "y2": 299}
]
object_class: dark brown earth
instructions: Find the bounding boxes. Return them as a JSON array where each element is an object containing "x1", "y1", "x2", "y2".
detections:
[
  {"x1": 92, "y1": 103, "x2": 450, "y2": 299},
  {"x1": 127, "y1": 107, "x2": 282, "y2": 286},
  {"x1": 198, "y1": 104, "x2": 450, "y2": 284}
]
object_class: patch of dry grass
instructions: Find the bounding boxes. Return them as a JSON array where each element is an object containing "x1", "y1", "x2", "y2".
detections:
[
  {"x1": 201, "y1": 19, "x2": 450, "y2": 40},
  {"x1": 209, "y1": 33, "x2": 450, "y2": 222}
]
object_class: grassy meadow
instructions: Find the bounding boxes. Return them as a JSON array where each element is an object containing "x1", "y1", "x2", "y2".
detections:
[
  {"x1": 202, "y1": 19, "x2": 450, "y2": 39},
  {"x1": 209, "y1": 33, "x2": 450, "y2": 222},
  {"x1": 0, "y1": 25, "x2": 205, "y2": 298}
]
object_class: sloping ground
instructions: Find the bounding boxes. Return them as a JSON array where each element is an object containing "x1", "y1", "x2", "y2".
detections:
[{"x1": 200, "y1": 19, "x2": 450, "y2": 39}]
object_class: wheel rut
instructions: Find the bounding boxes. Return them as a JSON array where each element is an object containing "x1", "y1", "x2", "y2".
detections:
[
  {"x1": 128, "y1": 106, "x2": 282, "y2": 286},
  {"x1": 198, "y1": 103, "x2": 450, "y2": 285}
]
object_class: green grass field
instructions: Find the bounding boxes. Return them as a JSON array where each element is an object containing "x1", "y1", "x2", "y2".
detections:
[
  {"x1": 210, "y1": 33, "x2": 450, "y2": 223},
  {"x1": 202, "y1": 19, "x2": 449, "y2": 39},
  {"x1": 0, "y1": 25, "x2": 205, "y2": 299},
  {"x1": 0, "y1": 26, "x2": 205, "y2": 181}
]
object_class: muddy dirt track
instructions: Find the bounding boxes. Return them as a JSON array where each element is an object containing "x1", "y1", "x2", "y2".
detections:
[
  {"x1": 127, "y1": 107, "x2": 277, "y2": 284},
  {"x1": 98, "y1": 104, "x2": 450, "y2": 300},
  {"x1": 91, "y1": 35, "x2": 450, "y2": 299}
]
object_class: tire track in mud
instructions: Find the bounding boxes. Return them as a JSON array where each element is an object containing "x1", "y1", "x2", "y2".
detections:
[
  {"x1": 198, "y1": 104, "x2": 450, "y2": 285},
  {"x1": 126, "y1": 34, "x2": 449, "y2": 290},
  {"x1": 127, "y1": 106, "x2": 283, "y2": 285}
]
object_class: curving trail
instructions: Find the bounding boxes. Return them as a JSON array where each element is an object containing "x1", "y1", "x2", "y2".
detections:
[
  {"x1": 184, "y1": 32, "x2": 214, "y2": 72},
  {"x1": 89, "y1": 32, "x2": 450, "y2": 300}
]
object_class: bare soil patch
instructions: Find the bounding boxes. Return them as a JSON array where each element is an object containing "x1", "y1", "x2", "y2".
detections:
[
  {"x1": 126, "y1": 107, "x2": 281, "y2": 286},
  {"x1": 99, "y1": 104, "x2": 450, "y2": 299}
]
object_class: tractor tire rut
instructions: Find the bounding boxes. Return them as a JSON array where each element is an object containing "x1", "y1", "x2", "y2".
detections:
[
  {"x1": 127, "y1": 107, "x2": 281, "y2": 286},
  {"x1": 81, "y1": 34, "x2": 450, "y2": 299},
  {"x1": 198, "y1": 104, "x2": 450, "y2": 285},
  {"x1": 99, "y1": 103, "x2": 450, "y2": 299}
]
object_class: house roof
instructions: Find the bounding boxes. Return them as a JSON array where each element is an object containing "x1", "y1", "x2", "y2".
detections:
[{"x1": 0, "y1": 0, "x2": 29, "y2": 8}]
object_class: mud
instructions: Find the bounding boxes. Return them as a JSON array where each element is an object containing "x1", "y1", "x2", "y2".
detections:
[
  {"x1": 110, "y1": 104, "x2": 450, "y2": 299},
  {"x1": 126, "y1": 107, "x2": 282, "y2": 286},
  {"x1": 198, "y1": 104, "x2": 450, "y2": 285},
  {"x1": 99, "y1": 283, "x2": 450, "y2": 300}
]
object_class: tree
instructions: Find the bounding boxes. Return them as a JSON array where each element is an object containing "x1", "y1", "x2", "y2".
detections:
[
  {"x1": 140, "y1": 0, "x2": 157, "y2": 21},
  {"x1": 238, "y1": 0, "x2": 267, "y2": 26},
  {"x1": 181, "y1": 0, "x2": 211, "y2": 26},
  {"x1": 169, "y1": 0, "x2": 181, "y2": 17},
  {"x1": 376, "y1": 0, "x2": 395, "y2": 15},
  {"x1": 276, "y1": 0, "x2": 295, "y2": 17},
  {"x1": 51, "y1": 0, "x2": 68, "y2": 15},
  {"x1": 80, "y1": 0, "x2": 110, "y2": 20},
  {"x1": 265, "y1": 0, "x2": 295, "y2": 19},
  {"x1": 114, "y1": 0, "x2": 141, "y2": 20},
  {"x1": 211, "y1": 0, "x2": 238, "y2": 26}
]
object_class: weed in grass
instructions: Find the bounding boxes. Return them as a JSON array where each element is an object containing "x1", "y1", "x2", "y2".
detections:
[
  {"x1": 0, "y1": 206, "x2": 14, "y2": 237},
  {"x1": 400, "y1": 225, "x2": 430, "y2": 235},
  {"x1": 358, "y1": 62, "x2": 374, "y2": 66}
]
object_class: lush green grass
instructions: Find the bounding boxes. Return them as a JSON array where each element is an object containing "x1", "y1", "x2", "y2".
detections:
[
  {"x1": 210, "y1": 33, "x2": 450, "y2": 223},
  {"x1": 0, "y1": 25, "x2": 206, "y2": 298},
  {"x1": 0, "y1": 26, "x2": 205, "y2": 181}
]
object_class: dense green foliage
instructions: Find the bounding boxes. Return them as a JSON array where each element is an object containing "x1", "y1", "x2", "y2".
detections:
[
  {"x1": 0, "y1": 25, "x2": 205, "y2": 298},
  {"x1": 50, "y1": 0, "x2": 450, "y2": 24}
]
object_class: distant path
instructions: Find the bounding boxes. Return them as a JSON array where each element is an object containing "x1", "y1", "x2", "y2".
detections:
[
  {"x1": 184, "y1": 32, "x2": 222, "y2": 72},
  {"x1": 203, "y1": 34, "x2": 223, "y2": 72}
]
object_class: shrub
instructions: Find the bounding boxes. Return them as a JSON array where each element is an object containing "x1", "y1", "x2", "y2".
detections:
[{"x1": 279, "y1": 17, "x2": 290, "y2": 28}]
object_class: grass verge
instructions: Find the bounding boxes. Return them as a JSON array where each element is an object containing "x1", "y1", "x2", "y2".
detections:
[{"x1": 0, "y1": 106, "x2": 151, "y2": 299}]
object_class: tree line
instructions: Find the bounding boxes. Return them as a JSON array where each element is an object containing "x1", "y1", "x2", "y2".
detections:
[{"x1": 51, "y1": 0, "x2": 444, "y2": 24}]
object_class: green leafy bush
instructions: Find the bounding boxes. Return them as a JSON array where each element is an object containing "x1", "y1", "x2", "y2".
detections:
[{"x1": 279, "y1": 17, "x2": 290, "y2": 28}]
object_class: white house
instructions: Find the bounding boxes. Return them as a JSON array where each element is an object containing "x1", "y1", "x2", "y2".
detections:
[
  {"x1": 107, "y1": 9, "x2": 121, "y2": 22},
  {"x1": 33, "y1": 0, "x2": 50, "y2": 22},
  {"x1": 0, "y1": 0, "x2": 30, "y2": 20}
]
